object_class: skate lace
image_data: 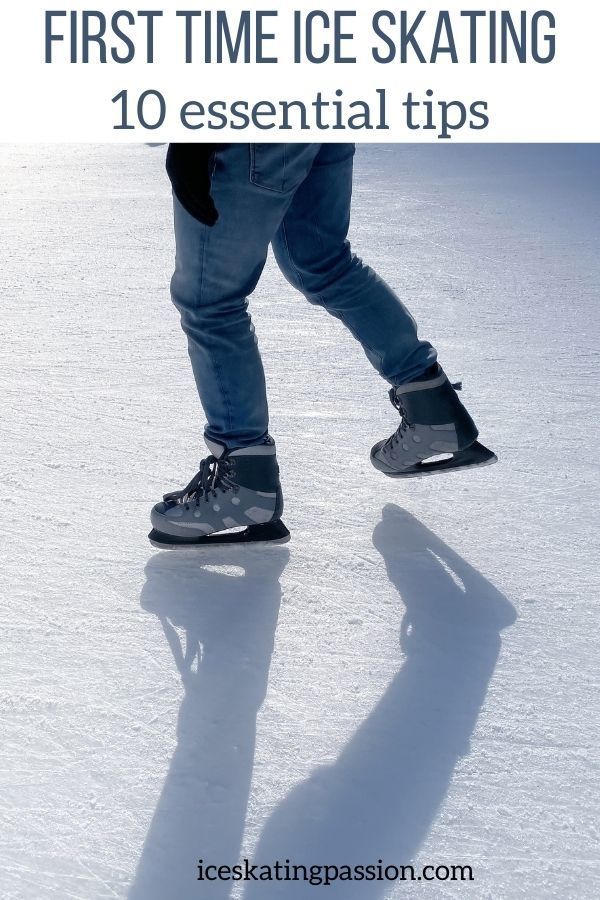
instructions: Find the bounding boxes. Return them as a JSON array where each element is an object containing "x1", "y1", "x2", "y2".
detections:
[
  {"x1": 387, "y1": 380, "x2": 463, "y2": 446},
  {"x1": 388, "y1": 389, "x2": 413, "y2": 445},
  {"x1": 163, "y1": 456, "x2": 237, "y2": 506}
]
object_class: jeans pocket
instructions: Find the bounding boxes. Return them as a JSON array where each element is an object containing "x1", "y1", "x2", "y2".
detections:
[{"x1": 249, "y1": 144, "x2": 288, "y2": 193}]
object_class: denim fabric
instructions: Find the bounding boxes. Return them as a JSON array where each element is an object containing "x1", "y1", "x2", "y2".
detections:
[{"x1": 170, "y1": 143, "x2": 437, "y2": 449}]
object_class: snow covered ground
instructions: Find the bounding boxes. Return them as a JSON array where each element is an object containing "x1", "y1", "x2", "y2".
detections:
[{"x1": 1, "y1": 144, "x2": 599, "y2": 899}]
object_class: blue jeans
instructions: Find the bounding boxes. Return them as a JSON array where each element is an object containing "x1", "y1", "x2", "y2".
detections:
[{"x1": 170, "y1": 143, "x2": 437, "y2": 449}]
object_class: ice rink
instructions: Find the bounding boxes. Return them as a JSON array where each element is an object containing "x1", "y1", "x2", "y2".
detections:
[{"x1": 1, "y1": 144, "x2": 599, "y2": 898}]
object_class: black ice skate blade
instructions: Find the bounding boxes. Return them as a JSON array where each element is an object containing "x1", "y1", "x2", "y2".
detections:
[
  {"x1": 381, "y1": 442, "x2": 498, "y2": 479},
  {"x1": 148, "y1": 519, "x2": 291, "y2": 550}
]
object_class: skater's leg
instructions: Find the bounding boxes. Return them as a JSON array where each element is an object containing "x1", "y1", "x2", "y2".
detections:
[
  {"x1": 154, "y1": 144, "x2": 324, "y2": 544},
  {"x1": 271, "y1": 143, "x2": 437, "y2": 385},
  {"x1": 170, "y1": 143, "x2": 318, "y2": 449},
  {"x1": 271, "y1": 145, "x2": 496, "y2": 478}
]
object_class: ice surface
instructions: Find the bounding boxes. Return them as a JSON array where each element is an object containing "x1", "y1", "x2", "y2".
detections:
[{"x1": 0, "y1": 144, "x2": 599, "y2": 898}]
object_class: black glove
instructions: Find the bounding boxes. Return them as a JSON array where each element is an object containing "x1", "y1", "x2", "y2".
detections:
[{"x1": 166, "y1": 143, "x2": 225, "y2": 226}]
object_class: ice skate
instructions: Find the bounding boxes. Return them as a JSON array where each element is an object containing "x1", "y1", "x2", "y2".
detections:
[
  {"x1": 371, "y1": 364, "x2": 497, "y2": 478},
  {"x1": 149, "y1": 438, "x2": 290, "y2": 548}
]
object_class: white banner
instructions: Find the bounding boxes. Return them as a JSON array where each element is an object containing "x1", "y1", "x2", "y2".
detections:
[{"x1": 0, "y1": 1, "x2": 598, "y2": 142}]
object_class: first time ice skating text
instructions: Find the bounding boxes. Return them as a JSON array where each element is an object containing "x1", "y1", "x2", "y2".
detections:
[
  {"x1": 42, "y1": 7, "x2": 558, "y2": 139},
  {"x1": 44, "y1": 10, "x2": 556, "y2": 65}
]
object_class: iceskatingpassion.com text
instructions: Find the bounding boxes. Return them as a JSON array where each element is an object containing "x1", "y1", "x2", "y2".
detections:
[{"x1": 197, "y1": 858, "x2": 474, "y2": 886}]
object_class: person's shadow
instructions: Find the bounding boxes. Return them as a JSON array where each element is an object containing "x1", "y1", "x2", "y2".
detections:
[
  {"x1": 244, "y1": 504, "x2": 516, "y2": 898},
  {"x1": 129, "y1": 545, "x2": 289, "y2": 900}
]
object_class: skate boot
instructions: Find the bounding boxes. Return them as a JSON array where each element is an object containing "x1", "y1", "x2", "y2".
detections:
[
  {"x1": 371, "y1": 364, "x2": 497, "y2": 478},
  {"x1": 149, "y1": 438, "x2": 290, "y2": 547}
]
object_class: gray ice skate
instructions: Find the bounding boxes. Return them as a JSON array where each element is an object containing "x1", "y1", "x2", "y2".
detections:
[
  {"x1": 371, "y1": 365, "x2": 497, "y2": 478},
  {"x1": 149, "y1": 439, "x2": 289, "y2": 547}
]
